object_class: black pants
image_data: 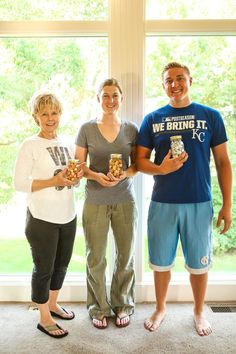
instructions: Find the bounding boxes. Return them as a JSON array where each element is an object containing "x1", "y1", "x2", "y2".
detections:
[{"x1": 25, "y1": 209, "x2": 77, "y2": 304}]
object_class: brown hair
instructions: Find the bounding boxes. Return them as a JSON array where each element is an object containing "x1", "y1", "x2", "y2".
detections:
[
  {"x1": 161, "y1": 62, "x2": 191, "y2": 79},
  {"x1": 97, "y1": 78, "x2": 123, "y2": 95}
]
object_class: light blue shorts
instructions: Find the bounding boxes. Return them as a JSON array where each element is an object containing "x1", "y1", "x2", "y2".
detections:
[{"x1": 147, "y1": 201, "x2": 213, "y2": 274}]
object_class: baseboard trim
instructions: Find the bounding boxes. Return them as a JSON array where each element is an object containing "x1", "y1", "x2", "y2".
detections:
[{"x1": 0, "y1": 276, "x2": 235, "y2": 302}]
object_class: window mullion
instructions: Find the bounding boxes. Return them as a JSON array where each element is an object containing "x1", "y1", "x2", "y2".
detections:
[{"x1": 109, "y1": 0, "x2": 145, "y2": 284}]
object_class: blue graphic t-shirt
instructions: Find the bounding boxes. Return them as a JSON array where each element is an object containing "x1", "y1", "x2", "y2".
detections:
[{"x1": 137, "y1": 102, "x2": 228, "y2": 203}]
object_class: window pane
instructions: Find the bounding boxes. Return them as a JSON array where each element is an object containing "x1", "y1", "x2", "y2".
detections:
[
  {"x1": 144, "y1": 36, "x2": 236, "y2": 275},
  {"x1": 146, "y1": 0, "x2": 236, "y2": 19},
  {"x1": 0, "y1": 37, "x2": 108, "y2": 274},
  {"x1": 0, "y1": 0, "x2": 108, "y2": 20}
]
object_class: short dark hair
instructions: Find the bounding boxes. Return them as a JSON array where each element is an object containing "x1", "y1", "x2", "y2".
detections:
[
  {"x1": 161, "y1": 62, "x2": 191, "y2": 79},
  {"x1": 97, "y1": 78, "x2": 123, "y2": 95}
]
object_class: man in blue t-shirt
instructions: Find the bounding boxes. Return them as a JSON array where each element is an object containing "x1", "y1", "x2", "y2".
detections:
[{"x1": 136, "y1": 62, "x2": 232, "y2": 336}]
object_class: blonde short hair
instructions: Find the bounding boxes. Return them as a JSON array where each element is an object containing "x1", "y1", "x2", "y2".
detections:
[{"x1": 29, "y1": 92, "x2": 63, "y2": 117}]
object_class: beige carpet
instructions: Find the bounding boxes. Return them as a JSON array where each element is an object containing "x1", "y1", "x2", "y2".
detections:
[{"x1": 0, "y1": 302, "x2": 236, "y2": 354}]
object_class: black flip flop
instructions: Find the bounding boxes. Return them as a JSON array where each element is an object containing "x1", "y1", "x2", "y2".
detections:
[
  {"x1": 50, "y1": 307, "x2": 75, "y2": 320},
  {"x1": 37, "y1": 323, "x2": 68, "y2": 338}
]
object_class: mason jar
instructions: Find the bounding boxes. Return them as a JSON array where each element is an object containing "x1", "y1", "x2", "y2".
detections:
[
  {"x1": 66, "y1": 159, "x2": 80, "y2": 181},
  {"x1": 170, "y1": 135, "x2": 184, "y2": 158},
  {"x1": 109, "y1": 154, "x2": 123, "y2": 177}
]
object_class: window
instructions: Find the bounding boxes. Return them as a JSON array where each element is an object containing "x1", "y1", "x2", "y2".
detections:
[
  {"x1": 145, "y1": 35, "x2": 236, "y2": 276},
  {"x1": 0, "y1": 0, "x2": 235, "y2": 301},
  {"x1": 146, "y1": 0, "x2": 236, "y2": 19},
  {"x1": 0, "y1": 36, "x2": 108, "y2": 274},
  {"x1": 0, "y1": 0, "x2": 108, "y2": 20}
]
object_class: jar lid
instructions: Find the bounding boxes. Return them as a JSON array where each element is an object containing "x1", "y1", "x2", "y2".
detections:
[
  {"x1": 170, "y1": 135, "x2": 182, "y2": 141},
  {"x1": 110, "y1": 153, "x2": 122, "y2": 158},
  {"x1": 68, "y1": 159, "x2": 80, "y2": 164}
]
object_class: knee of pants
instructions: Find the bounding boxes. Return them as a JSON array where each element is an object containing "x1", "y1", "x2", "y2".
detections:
[
  {"x1": 53, "y1": 266, "x2": 68, "y2": 274},
  {"x1": 32, "y1": 266, "x2": 54, "y2": 282},
  {"x1": 86, "y1": 246, "x2": 107, "y2": 267},
  {"x1": 115, "y1": 253, "x2": 134, "y2": 269}
]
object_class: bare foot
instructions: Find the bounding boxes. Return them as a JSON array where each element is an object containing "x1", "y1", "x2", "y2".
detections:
[
  {"x1": 194, "y1": 313, "x2": 212, "y2": 336},
  {"x1": 50, "y1": 305, "x2": 75, "y2": 319},
  {"x1": 144, "y1": 309, "x2": 165, "y2": 332}
]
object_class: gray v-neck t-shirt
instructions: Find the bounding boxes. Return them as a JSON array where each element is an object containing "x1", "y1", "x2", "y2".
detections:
[{"x1": 75, "y1": 119, "x2": 138, "y2": 204}]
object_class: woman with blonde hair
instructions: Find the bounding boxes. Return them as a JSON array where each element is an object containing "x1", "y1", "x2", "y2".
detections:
[{"x1": 14, "y1": 92, "x2": 84, "y2": 338}]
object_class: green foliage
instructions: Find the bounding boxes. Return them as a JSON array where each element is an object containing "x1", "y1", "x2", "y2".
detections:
[
  {"x1": 0, "y1": 0, "x2": 107, "y2": 20},
  {"x1": 0, "y1": 235, "x2": 86, "y2": 273},
  {"x1": 146, "y1": 36, "x2": 236, "y2": 113},
  {"x1": 211, "y1": 105, "x2": 236, "y2": 254},
  {"x1": 146, "y1": 36, "x2": 236, "y2": 254},
  {"x1": 0, "y1": 35, "x2": 108, "y2": 206},
  {"x1": 0, "y1": 37, "x2": 87, "y2": 205},
  {"x1": 212, "y1": 178, "x2": 236, "y2": 254},
  {"x1": 0, "y1": 145, "x2": 18, "y2": 203},
  {"x1": 0, "y1": 5, "x2": 235, "y2": 258},
  {"x1": 146, "y1": 0, "x2": 236, "y2": 19},
  {"x1": 1, "y1": 38, "x2": 86, "y2": 115}
]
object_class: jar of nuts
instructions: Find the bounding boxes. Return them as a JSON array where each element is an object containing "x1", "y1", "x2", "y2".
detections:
[
  {"x1": 66, "y1": 159, "x2": 80, "y2": 181},
  {"x1": 170, "y1": 135, "x2": 184, "y2": 158},
  {"x1": 109, "y1": 154, "x2": 123, "y2": 178}
]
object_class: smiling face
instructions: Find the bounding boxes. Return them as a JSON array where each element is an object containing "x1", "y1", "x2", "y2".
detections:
[
  {"x1": 30, "y1": 93, "x2": 62, "y2": 139},
  {"x1": 162, "y1": 67, "x2": 192, "y2": 108},
  {"x1": 97, "y1": 85, "x2": 123, "y2": 115},
  {"x1": 34, "y1": 104, "x2": 61, "y2": 138}
]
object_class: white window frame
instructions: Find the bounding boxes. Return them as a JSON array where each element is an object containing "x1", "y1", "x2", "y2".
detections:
[{"x1": 0, "y1": 0, "x2": 235, "y2": 302}]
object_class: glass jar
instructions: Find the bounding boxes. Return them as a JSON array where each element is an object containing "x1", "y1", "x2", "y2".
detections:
[
  {"x1": 66, "y1": 159, "x2": 80, "y2": 181},
  {"x1": 170, "y1": 135, "x2": 184, "y2": 158},
  {"x1": 109, "y1": 154, "x2": 122, "y2": 177}
]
